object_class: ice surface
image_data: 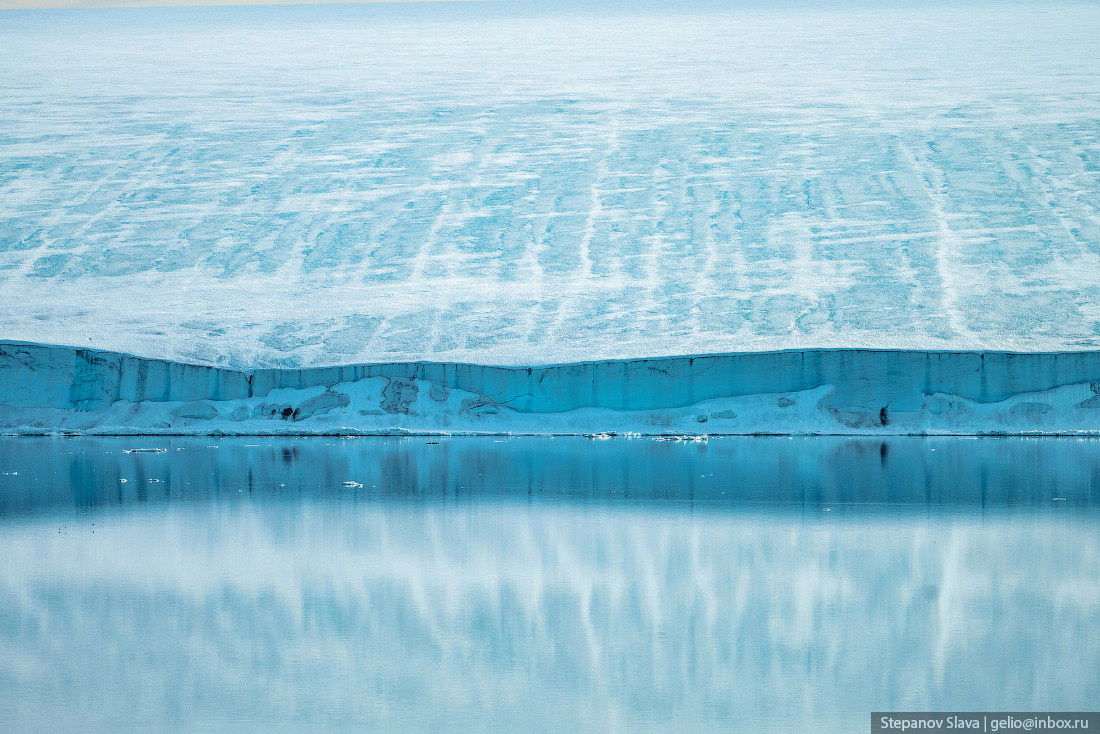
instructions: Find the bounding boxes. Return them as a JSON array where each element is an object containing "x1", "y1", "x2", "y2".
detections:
[{"x1": 3, "y1": 2, "x2": 1100, "y2": 367}]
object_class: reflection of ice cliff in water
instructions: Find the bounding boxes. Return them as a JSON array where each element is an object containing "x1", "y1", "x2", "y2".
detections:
[
  {"x1": 5, "y1": 342, "x2": 1100, "y2": 434},
  {"x1": 3, "y1": 438, "x2": 1096, "y2": 729},
  {"x1": 4, "y1": 436, "x2": 1100, "y2": 515},
  {"x1": 1, "y1": 498, "x2": 1097, "y2": 730}
]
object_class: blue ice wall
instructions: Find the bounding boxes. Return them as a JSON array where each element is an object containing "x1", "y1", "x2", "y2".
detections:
[{"x1": 3, "y1": 341, "x2": 1100, "y2": 435}]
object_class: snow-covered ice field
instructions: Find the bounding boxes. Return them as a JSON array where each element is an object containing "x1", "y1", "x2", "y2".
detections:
[{"x1": 3, "y1": 1, "x2": 1100, "y2": 367}]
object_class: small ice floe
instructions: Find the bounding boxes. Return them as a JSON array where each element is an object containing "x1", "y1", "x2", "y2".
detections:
[
  {"x1": 123, "y1": 448, "x2": 167, "y2": 454},
  {"x1": 342, "y1": 481, "x2": 363, "y2": 488},
  {"x1": 584, "y1": 433, "x2": 614, "y2": 440},
  {"x1": 148, "y1": 479, "x2": 162, "y2": 483},
  {"x1": 823, "y1": 507, "x2": 831, "y2": 512},
  {"x1": 1, "y1": 471, "x2": 18, "y2": 476},
  {"x1": 656, "y1": 434, "x2": 708, "y2": 443},
  {"x1": 119, "y1": 478, "x2": 127, "y2": 483},
  {"x1": 1053, "y1": 497, "x2": 1067, "y2": 501}
]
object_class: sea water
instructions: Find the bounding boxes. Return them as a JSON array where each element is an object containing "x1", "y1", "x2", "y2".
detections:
[{"x1": 0, "y1": 436, "x2": 1097, "y2": 732}]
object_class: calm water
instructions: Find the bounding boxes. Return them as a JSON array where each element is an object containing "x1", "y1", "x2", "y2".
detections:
[{"x1": 1, "y1": 436, "x2": 1098, "y2": 732}]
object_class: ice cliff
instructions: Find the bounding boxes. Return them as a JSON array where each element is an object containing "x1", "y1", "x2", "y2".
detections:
[{"x1": 4, "y1": 341, "x2": 1100, "y2": 435}]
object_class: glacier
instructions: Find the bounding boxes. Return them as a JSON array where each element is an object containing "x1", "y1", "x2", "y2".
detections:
[
  {"x1": 5, "y1": 340, "x2": 1100, "y2": 435},
  {"x1": 3, "y1": 2, "x2": 1100, "y2": 433},
  {"x1": 2, "y1": 2, "x2": 1100, "y2": 368}
]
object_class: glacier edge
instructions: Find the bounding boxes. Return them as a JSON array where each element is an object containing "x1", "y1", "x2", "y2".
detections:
[{"x1": 4, "y1": 341, "x2": 1100, "y2": 436}]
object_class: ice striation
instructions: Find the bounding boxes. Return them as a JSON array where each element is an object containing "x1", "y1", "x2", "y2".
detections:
[{"x1": 3, "y1": 3, "x2": 1100, "y2": 367}]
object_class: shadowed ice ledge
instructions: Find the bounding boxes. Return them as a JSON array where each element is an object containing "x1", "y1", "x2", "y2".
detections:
[
  {"x1": 0, "y1": 437, "x2": 1098, "y2": 732},
  {"x1": 4, "y1": 341, "x2": 1100, "y2": 434}
]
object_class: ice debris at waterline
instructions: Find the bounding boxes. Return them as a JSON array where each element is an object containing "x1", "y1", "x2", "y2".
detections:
[{"x1": 4, "y1": 342, "x2": 1100, "y2": 435}]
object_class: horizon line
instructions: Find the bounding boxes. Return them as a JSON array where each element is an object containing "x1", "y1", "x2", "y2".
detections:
[{"x1": 2, "y1": 0, "x2": 492, "y2": 11}]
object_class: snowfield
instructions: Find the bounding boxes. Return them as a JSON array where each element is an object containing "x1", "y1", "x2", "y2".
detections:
[{"x1": 2, "y1": 2, "x2": 1100, "y2": 367}]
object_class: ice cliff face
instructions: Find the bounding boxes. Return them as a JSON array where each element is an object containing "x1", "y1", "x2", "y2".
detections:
[
  {"x1": 3, "y1": 3, "x2": 1100, "y2": 367},
  {"x1": 4, "y1": 341, "x2": 1100, "y2": 434}
]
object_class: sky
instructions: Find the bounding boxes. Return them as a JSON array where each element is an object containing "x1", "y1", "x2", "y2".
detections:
[{"x1": 2, "y1": 0, "x2": 485, "y2": 10}]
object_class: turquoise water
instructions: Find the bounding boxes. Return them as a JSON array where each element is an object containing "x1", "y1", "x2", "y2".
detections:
[{"x1": 1, "y1": 437, "x2": 1098, "y2": 732}]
